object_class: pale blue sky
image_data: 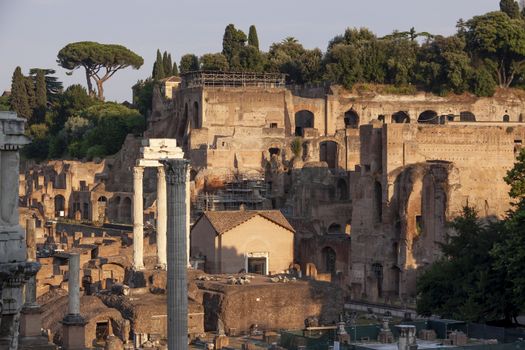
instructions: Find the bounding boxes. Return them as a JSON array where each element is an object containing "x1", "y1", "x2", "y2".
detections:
[{"x1": 0, "y1": 0, "x2": 498, "y2": 102}]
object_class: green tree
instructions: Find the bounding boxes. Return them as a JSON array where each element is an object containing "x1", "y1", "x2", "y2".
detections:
[
  {"x1": 33, "y1": 69, "x2": 47, "y2": 122},
  {"x1": 500, "y1": 0, "x2": 522, "y2": 19},
  {"x1": 29, "y1": 69, "x2": 63, "y2": 103},
  {"x1": 470, "y1": 64, "x2": 497, "y2": 97},
  {"x1": 172, "y1": 61, "x2": 179, "y2": 76},
  {"x1": 200, "y1": 53, "x2": 229, "y2": 71},
  {"x1": 465, "y1": 12, "x2": 525, "y2": 87},
  {"x1": 415, "y1": 35, "x2": 472, "y2": 94},
  {"x1": 163, "y1": 52, "x2": 173, "y2": 77},
  {"x1": 222, "y1": 24, "x2": 247, "y2": 69},
  {"x1": 10, "y1": 67, "x2": 31, "y2": 119},
  {"x1": 53, "y1": 84, "x2": 95, "y2": 133},
  {"x1": 417, "y1": 207, "x2": 514, "y2": 323},
  {"x1": 248, "y1": 25, "x2": 259, "y2": 50},
  {"x1": 179, "y1": 54, "x2": 199, "y2": 73},
  {"x1": 57, "y1": 41, "x2": 144, "y2": 100},
  {"x1": 0, "y1": 95, "x2": 9, "y2": 111},
  {"x1": 239, "y1": 46, "x2": 265, "y2": 72},
  {"x1": 153, "y1": 49, "x2": 165, "y2": 80},
  {"x1": 268, "y1": 37, "x2": 321, "y2": 84},
  {"x1": 132, "y1": 79, "x2": 155, "y2": 117},
  {"x1": 384, "y1": 36, "x2": 418, "y2": 86}
]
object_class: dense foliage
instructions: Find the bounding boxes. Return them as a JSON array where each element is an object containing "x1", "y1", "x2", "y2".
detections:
[
  {"x1": 7, "y1": 66, "x2": 145, "y2": 161},
  {"x1": 417, "y1": 147, "x2": 525, "y2": 324},
  {"x1": 171, "y1": 4, "x2": 525, "y2": 95}
]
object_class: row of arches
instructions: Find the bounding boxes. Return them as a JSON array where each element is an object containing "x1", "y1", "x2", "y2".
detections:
[{"x1": 294, "y1": 108, "x2": 518, "y2": 131}]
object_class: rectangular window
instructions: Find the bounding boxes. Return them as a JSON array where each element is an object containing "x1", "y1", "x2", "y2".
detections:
[{"x1": 270, "y1": 123, "x2": 278, "y2": 128}]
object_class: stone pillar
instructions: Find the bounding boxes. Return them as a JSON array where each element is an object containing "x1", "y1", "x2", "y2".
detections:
[
  {"x1": 133, "y1": 166, "x2": 144, "y2": 270},
  {"x1": 61, "y1": 253, "x2": 86, "y2": 350},
  {"x1": 156, "y1": 166, "x2": 167, "y2": 269},
  {"x1": 68, "y1": 254, "x2": 80, "y2": 315},
  {"x1": 164, "y1": 159, "x2": 189, "y2": 350},
  {"x1": 186, "y1": 166, "x2": 191, "y2": 267}
]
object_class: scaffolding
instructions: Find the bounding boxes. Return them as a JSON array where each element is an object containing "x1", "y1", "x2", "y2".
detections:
[
  {"x1": 180, "y1": 70, "x2": 286, "y2": 89},
  {"x1": 193, "y1": 174, "x2": 270, "y2": 218}
]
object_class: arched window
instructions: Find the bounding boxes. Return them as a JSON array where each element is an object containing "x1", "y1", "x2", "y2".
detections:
[
  {"x1": 98, "y1": 196, "x2": 107, "y2": 203},
  {"x1": 54, "y1": 195, "x2": 65, "y2": 217},
  {"x1": 320, "y1": 141, "x2": 338, "y2": 169},
  {"x1": 392, "y1": 111, "x2": 410, "y2": 124},
  {"x1": 344, "y1": 109, "x2": 359, "y2": 129},
  {"x1": 295, "y1": 110, "x2": 314, "y2": 136},
  {"x1": 322, "y1": 247, "x2": 336, "y2": 274},
  {"x1": 503, "y1": 114, "x2": 510, "y2": 122},
  {"x1": 418, "y1": 110, "x2": 438, "y2": 124}
]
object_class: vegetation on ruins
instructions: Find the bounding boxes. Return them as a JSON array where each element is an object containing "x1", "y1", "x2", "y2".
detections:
[
  {"x1": 152, "y1": 49, "x2": 179, "y2": 80},
  {"x1": 179, "y1": 54, "x2": 200, "y2": 74},
  {"x1": 417, "y1": 148, "x2": 525, "y2": 325},
  {"x1": 290, "y1": 138, "x2": 303, "y2": 158},
  {"x1": 9, "y1": 65, "x2": 146, "y2": 160},
  {"x1": 57, "y1": 41, "x2": 144, "y2": 100}
]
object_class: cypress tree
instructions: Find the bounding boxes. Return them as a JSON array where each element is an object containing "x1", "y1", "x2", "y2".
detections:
[
  {"x1": 163, "y1": 51, "x2": 172, "y2": 76},
  {"x1": 10, "y1": 66, "x2": 32, "y2": 120},
  {"x1": 34, "y1": 69, "x2": 47, "y2": 122},
  {"x1": 25, "y1": 76, "x2": 36, "y2": 111},
  {"x1": 153, "y1": 49, "x2": 165, "y2": 80},
  {"x1": 222, "y1": 24, "x2": 247, "y2": 69},
  {"x1": 248, "y1": 25, "x2": 260, "y2": 50},
  {"x1": 172, "y1": 61, "x2": 179, "y2": 76}
]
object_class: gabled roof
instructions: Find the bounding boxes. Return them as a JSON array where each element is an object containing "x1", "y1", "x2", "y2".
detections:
[{"x1": 195, "y1": 210, "x2": 295, "y2": 235}]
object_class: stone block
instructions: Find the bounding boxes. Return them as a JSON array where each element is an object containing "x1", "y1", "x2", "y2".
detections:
[
  {"x1": 378, "y1": 329, "x2": 394, "y2": 343},
  {"x1": 62, "y1": 323, "x2": 86, "y2": 350},
  {"x1": 264, "y1": 331, "x2": 279, "y2": 344},
  {"x1": 19, "y1": 308, "x2": 42, "y2": 337}
]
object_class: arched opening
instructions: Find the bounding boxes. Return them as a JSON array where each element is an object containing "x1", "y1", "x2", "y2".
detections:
[
  {"x1": 460, "y1": 111, "x2": 476, "y2": 122},
  {"x1": 193, "y1": 101, "x2": 200, "y2": 128},
  {"x1": 374, "y1": 181, "x2": 382, "y2": 223},
  {"x1": 392, "y1": 111, "x2": 410, "y2": 124},
  {"x1": 345, "y1": 220, "x2": 352, "y2": 235},
  {"x1": 503, "y1": 114, "x2": 510, "y2": 122},
  {"x1": 268, "y1": 147, "x2": 280, "y2": 157},
  {"x1": 344, "y1": 109, "x2": 359, "y2": 129},
  {"x1": 98, "y1": 196, "x2": 107, "y2": 203},
  {"x1": 418, "y1": 110, "x2": 438, "y2": 124},
  {"x1": 113, "y1": 196, "x2": 121, "y2": 222},
  {"x1": 319, "y1": 141, "x2": 338, "y2": 169},
  {"x1": 54, "y1": 195, "x2": 65, "y2": 217},
  {"x1": 121, "y1": 197, "x2": 132, "y2": 224},
  {"x1": 327, "y1": 223, "x2": 342, "y2": 234},
  {"x1": 337, "y1": 179, "x2": 348, "y2": 200},
  {"x1": 295, "y1": 110, "x2": 314, "y2": 136},
  {"x1": 322, "y1": 247, "x2": 336, "y2": 274},
  {"x1": 372, "y1": 262, "x2": 384, "y2": 298}
]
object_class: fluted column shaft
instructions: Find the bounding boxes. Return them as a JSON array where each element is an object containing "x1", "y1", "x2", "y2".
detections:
[
  {"x1": 165, "y1": 159, "x2": 189, "y2": 350},
  {"x1": 133, "y1": 166, "x2": 144, "y2": 270},
  {"x1": 157, "y1": 166, "x2": 167, "y2": 268}
]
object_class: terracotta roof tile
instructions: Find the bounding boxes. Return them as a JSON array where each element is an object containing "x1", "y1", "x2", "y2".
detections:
[{"x1": 200, "y1": 210, "x2": 295, "y2": 235}]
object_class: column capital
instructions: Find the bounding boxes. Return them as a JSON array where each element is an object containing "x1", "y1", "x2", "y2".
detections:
[
  {"x1": 163, "y1": 159, "x2": 189, "y2": 185},
  {"x1": 133, "y1": 166, "x2": 144, "y2": 177},
  {"x1": 157, "y1": 165, "x2": 166, "y2": 176}
]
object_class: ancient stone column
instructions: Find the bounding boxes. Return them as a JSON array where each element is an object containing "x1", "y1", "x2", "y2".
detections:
[
  {"x1": 68, "y1": 253, "x2": 81, "y2": 316},
  {"x1": 133, "y1": 166, "x2": 145, "y2": 270},
  {"x1": 61, "y1": 253, "x2": 86, "y2": 350},
  {"x1": 156, "y1": 166, "x2": 167, "y2": 269},
  {"x1": 186, "y1": 166, "x2": 191, "y2": 267},
  {"x1": 24, "y1": 218, "x2": 38, "y2": 308},
  {"x1": 164, "y1": 159, "x2": 189, "y2": 350}
]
